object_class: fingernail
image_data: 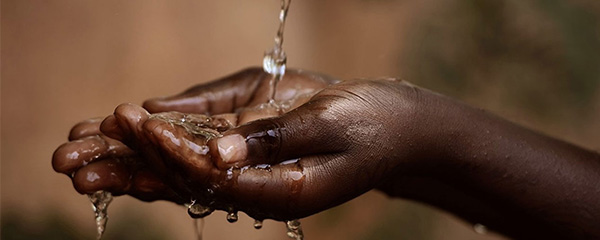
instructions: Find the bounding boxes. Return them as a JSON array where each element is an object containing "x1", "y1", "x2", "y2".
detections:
[{"x1": 217, "y1": 134, "x2": 247, "y2": 164}]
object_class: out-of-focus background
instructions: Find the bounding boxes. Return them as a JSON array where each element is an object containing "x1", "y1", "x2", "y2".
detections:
[{"x1": 2, "y1": 0, "x2": 599, "y2": 239}]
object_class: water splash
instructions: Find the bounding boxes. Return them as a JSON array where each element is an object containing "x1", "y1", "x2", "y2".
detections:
[
  {"x1": 285, "y1": 219, "x2": 304, "y2": 240},
  {"x1": 88, "y1": 190, "x2": 113, "y2": 240}
]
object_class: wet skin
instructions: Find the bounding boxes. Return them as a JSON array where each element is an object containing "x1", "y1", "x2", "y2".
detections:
[{"x1": 53, "y1": 67, "x2": 600, "y2": 239}]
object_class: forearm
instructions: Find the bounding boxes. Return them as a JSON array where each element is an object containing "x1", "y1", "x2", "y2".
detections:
[{"x1": 415, "y1": 92, "x2": 600, "y2": 238}]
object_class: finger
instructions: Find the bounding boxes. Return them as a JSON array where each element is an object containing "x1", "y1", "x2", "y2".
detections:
[
  {"x1": 142, "y1": 68, "x2": 266, "y2": 114},
  {"x1": 237, "y1": 104, "x2": 280, "y2": 126},
  {"x1": 99, "y1": 115, "x2": 126, "y2": 141},
  {"x1": 107, "y1": 103, "x2": 151, "y2": 144},
  {"x1": 129, "y1": 169, "x2": 186, "y2": 203},
  {"x1": 72, "y1": 159, "x2": 184, "y2": 203},
  {"x1": 108, "y1": 103, "x2": 219, "y2": 189},
  {"x1": 72, "y1": 159, "x2": 132, "y2": 195},
  {"x1": 208, "y1": 97, "x2": 348, "y2": 169},
  {"x1": 106, "y1": 103, "x2": 173, "y2": 176},
  {"x1": 141, "y1": 114, "x2": 220, "y2": 183},
  {"x1": 214, "y1": 155, "x2": 362, "y2": 220},
  {"x1": 68, "y1": 117, "x2": 103, "y2": 141},
  {"x1": 52, "y1": 135, "x2": 135, "y2": 174}
]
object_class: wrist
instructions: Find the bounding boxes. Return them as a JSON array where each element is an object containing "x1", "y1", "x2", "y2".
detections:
[
  {"x1": 390, "y1": 82, "x2": 466, "y2": 175},
  {"x1": 384, "y1": 82, "x2": 491, "y2": 186}
]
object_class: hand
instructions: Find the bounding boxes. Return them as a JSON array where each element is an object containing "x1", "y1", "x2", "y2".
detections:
[
  {"x1": 97, "y1": 71, "x2": 429, "y2": 221},
  {"x1": 52, "y1": 67, "x2": 335, "y2": 204},
  {"x1": 52, "y1": 117, "x2": 184, "y2": 203}
]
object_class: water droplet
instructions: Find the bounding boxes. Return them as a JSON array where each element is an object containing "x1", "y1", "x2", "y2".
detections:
[
  {"x1": 285, "y1": 219, "x2": 304, "y2": 240},
  {"x1": 473, "y1": 223, "x2": 488, "y2": 234},
  {"x1": 280, "y1": 158, "x2": 300, "y2": 166},
  {"x1": 226, "y1": 211, "x2": 238, "y2": 223},
  {"x1": 255, "y1": 164, "x2": 272, "y2": 172},
  {"x1": 88, "y1": 190, "x2": 113, "y2": 240},
  {"x1": 226, "y1": 167, "x2": 234, "y2": 180},
  {"x1": 253, "y1": 219, "x2": 263, "y2": 229},
  {"x1": 240, "y1": 165, "x2": 250, "y2": 174},
  {"x1": 187, "y1": 200, "x2": 214, "y2": 219}
]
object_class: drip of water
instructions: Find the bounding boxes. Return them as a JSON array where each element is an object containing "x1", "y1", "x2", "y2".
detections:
[
  {"x1": 226, "y1": 211, "x2": 239, "y2": 223},
  {"x1": 473, "y1": 223, "x2": 488, "y2": 234},
  {"x1": 263, "y1": 0, "x2": 292, "y2": 104},
  {"x1": 253, "y1": 219, "x2": 263, "y2": 229},
  {"x1": 285, "y1": 219, "x2": 304, "y2": 240},
  {"x1": 193, "y1": 218, "x2": 205, "y2": 240},
  {"x1": 187, "y1": 199, "x2": 214, "y2": 219},
  {"x1": 88, "y1": 190, "x2": 113, "y2": 240}
]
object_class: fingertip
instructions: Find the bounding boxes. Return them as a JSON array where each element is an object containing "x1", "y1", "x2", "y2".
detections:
[
  {"x1": 52, "y1": 137, "x2": 106, "y2": 174},
  {"x1": 72, "y1": 160, "x2": 131, "y2": 195},
  {"x1": 142, "y1": 97, "x2": 167, "y2": 113},
  {"x1": 69, "y1": 118, "x2": 103, "y2": 141},
  {"x1": 52, "y1": 142, "x2": 73, "y2": 174},
  {"x1": 113, "y1": 103, "x2": 150, "y2": 136},
  {"x1": 100, "y1": 115, "x2": 124, "y2": 141},
  {"x1": 53, "y1": 136, "x2": 131, "y2": 174},
  {"x1": 114, "y1": 103, "x2": 149, "y2": 120}
]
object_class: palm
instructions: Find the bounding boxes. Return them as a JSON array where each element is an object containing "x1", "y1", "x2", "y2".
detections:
[{"x1": 53, "y1": 67, "x2": 335, "y2": 206}]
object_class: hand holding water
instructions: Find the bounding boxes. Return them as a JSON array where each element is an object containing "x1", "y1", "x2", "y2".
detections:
[
  {"x1": 53, "y1": 67, "x2": 600, "y2": 239},
  {"x1": 52, "y1": 67, "x2": 336, "y2": 214}
]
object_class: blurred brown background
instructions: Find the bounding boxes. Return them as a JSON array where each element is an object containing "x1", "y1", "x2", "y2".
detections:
[{"x1": 2, "y1": 0, "x2": 599, "y2": 239}]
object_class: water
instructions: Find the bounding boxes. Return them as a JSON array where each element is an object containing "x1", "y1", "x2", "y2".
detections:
[
  {"x1": 263, "y1": 0, "x2": 292, "y2": 104},
  {"x1": 254, "y1": 219, "x2": 263, "y2": 229},
  {"x1": 103, "y1": 3, "x2": 301, "y2": 239},
  {"x1": 226, "y1": 210, "x2": 239, "y2": 223},
  {"x1": 193, "y1": 218, "x2": 205, "y2": 240},
  {"x1": 88, "y1": 190, "x2": 113, "y2": 240},
  {"x1": 285, "y1": 219, "x2": 304, "y2": 240},
  {"x1": 187, "y1": 199, "x2": 214, "y2": 219},
  {"x1": 149, "y1": 112, "x2": 227, "y2": 140},
  {"x1": 187, "y1": 200, "x2": 214, "y2": 240},
  {"x1": 473, "y1": 223, "x2": 488, "y2": 234}
]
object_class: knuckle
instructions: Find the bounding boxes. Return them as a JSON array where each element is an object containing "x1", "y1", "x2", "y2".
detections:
[{"x1": 245, "y1": 119, "x2": 283, "y2": 162}]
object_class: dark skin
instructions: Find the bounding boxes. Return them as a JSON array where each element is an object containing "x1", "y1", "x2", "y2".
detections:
[{"x1": 53, "y1": 67, "x2": 600, "y2": 239}]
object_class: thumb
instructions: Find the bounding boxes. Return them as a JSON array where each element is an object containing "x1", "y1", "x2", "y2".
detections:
[{"x1": 209, "y1": 100, "x2": 347, "y2": 169}]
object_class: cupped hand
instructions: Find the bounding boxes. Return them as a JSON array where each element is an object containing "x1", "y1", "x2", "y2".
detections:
[
  {"x1": 52, "y1": 67, "x2": 335, "y2": 205},
  {"x1": 51, "y1": 117, "x2": 184, "y2": 203},
  {"x1": 94, "y1": 69, "x2": 429, "y2": 221}
]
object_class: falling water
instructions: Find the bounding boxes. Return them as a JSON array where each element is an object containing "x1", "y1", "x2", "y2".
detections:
[
  {"x1": 263, "y1": 0, "x2": 292, "y2": 104},
  {"x1": 88, "y1": 190, "x2": 113, "y2": 240}
]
